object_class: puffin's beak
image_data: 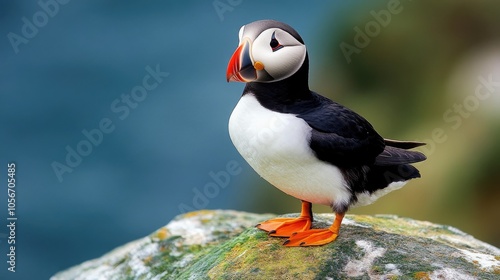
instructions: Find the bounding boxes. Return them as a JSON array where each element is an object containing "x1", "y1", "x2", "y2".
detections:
[{"x1": 226, "y1": 39, "x2": 256, "y2": 82}]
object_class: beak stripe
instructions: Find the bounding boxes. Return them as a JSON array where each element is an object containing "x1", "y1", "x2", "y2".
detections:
[{"x1": 226, "y1": 39, "x2": 257, "y2": 83}]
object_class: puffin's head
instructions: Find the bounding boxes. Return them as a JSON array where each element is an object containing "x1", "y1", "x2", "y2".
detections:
[{"x1": 226, "y1": 20, "x2": 307, "y2": 83}]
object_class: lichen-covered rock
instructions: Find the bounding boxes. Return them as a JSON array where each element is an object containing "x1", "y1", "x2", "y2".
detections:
[{"x1": 52, "y1": 210, "x2": 500, "y2": 280}]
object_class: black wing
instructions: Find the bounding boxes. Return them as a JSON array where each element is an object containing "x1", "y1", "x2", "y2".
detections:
[
  {"x1": 297, "y1": 92, "x2": 427, "y2": 169},
  {"x1": 296, "y1": 92, "x2": 385, "y2": 168}
]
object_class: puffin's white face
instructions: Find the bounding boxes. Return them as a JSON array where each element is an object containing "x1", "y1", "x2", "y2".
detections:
[{"x1": 227, "y1": 24, "x2": 306, "y2": 83}]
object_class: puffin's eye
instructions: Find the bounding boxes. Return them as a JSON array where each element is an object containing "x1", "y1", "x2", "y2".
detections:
[{"x1": 270, "y1": 31, "x2": 283, "y2": 52}]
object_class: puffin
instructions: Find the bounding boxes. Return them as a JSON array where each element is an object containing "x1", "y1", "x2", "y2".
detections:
[{"x1": 226, "y1": 20, "x2": 426, "y2": 247}]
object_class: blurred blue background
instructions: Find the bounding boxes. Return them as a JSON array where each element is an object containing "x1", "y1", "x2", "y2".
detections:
[{"x1": 1, "y1": 1, "x2": 499, "y2": 279}]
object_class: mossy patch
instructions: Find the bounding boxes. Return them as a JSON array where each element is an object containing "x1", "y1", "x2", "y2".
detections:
[
  {"x1": 205, "y1": 227, "x2": 331, "y2": 279},
  {"x1": 413, "y1": 271, "x2": 431, "y2": 280}
]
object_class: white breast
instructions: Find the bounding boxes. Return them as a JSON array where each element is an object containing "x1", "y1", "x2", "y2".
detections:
[{"x1": 228, "y1": 94, "x2": 352, "y2": 208}]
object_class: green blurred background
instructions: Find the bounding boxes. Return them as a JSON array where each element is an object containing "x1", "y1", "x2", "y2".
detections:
[{"x1": 255, "y1": 0, "x2": 500, "y2": 248}]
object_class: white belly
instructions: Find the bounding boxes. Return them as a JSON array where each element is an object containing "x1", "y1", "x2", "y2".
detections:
[{"x1": 228, "y1": 94, "x2": 351, "y2": 207}]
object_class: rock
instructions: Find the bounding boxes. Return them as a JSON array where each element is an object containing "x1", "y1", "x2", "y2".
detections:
[{"x1": 52, "y1": 210, "x2": 500, "y2": 280}]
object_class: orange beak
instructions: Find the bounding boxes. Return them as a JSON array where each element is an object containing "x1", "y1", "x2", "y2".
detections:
[{"x1": 226, "y1": 40, "x2": 256, "y2": 82}]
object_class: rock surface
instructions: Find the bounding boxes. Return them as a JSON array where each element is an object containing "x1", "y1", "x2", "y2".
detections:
[{"x1": 52, "y1": 210, "x2": 500, "y2": 280}]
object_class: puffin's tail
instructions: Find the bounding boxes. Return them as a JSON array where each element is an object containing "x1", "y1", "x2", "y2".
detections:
[
  {"x1": 383, "y1": 139, "x2": 425, "y2": 149},
  {"x1": 364, "y1": 139, "x2": 426, "y2": 190},
  {"x1": 374, "y1": 139, "x2": 427, "y2": 166}
]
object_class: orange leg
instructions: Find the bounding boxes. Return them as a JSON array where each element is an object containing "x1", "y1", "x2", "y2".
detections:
[
  {"x1": 256, "y1": 201, "x2": 312, "y2": 237},
  {"x1": 284, "y1": 212, "x2": 345, "y2": 247}
]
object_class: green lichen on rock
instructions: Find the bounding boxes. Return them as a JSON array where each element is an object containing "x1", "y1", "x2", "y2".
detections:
[{"x1": 52, "y1": 210, "x2": 500, "y2": 280}]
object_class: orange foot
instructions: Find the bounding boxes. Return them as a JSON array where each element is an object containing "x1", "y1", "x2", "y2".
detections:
[
  {"x1": 257, "y1": 216, "x2": 311, "y2": 237},
  {"x1": 256, "y1": 201, "x2": 312, "y2": 237},
  {"x1": 284, "y1": 212, "x2": 345, "y2": 247}
]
